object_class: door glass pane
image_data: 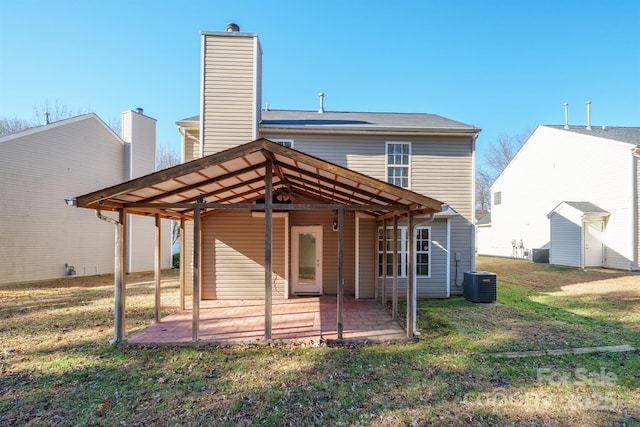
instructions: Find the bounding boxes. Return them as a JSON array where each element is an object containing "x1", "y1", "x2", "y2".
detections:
[{"x1": 299, "y1": 233, "x2": 316, "y2": 280}]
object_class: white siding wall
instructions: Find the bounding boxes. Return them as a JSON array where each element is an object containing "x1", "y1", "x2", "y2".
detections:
[
  {"x1": 0, "y1": 116, "x2": 125, "y2": 284},
  {"x1": 636, "y1": 154, "x2": 640, "y2": 269},
  {"x1": 486, "y1": 126, "x2": 634, "y2": 270},
  {"x1": 201, "y1": 32, "x2": 261, "y2": 155},
  {"x1": 549, "y1": 206, "x2": 582, "y2": 267}
]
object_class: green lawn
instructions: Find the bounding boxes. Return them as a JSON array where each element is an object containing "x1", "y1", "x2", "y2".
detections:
[{"x1": 1, "y1": 259, "x2": 638, "y2": 426}]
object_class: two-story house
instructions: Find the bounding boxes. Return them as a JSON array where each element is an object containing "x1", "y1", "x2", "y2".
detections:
[
  {"x1": 175, "y1": 25, "x2": 480, "y2": 301},
  {"x1": 477, "y1": 124, "x2": 640, "y2": 271},
  {"x1": 0, "y1": 109, "x2": 172, "y2": 285},
  {"x1": 75, "y1": 24, "x2": 479, "y2": 341}
]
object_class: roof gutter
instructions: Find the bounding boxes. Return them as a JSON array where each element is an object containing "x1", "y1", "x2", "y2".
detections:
[{"x1": 258, "y1": 125, "x2": 481, "y2": 138}]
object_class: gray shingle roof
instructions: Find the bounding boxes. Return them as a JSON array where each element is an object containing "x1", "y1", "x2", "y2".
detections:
[
  {"x1": 176, "y1": 111, "x2": 480, "y2": 133},
  {"x1": 545, "y1": 125, "x2": 640, "y2": 145},
  {"x1": 563, "y1": 201, "x2": 609, "y2": 215},
  {"x1": 261, "y1": 110, "x2": 479, "y2": 132}
]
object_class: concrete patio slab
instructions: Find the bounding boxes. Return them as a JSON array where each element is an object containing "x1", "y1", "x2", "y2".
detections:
[{"x1": 127, "y1": 296, "x2": 407, "y2": 346}]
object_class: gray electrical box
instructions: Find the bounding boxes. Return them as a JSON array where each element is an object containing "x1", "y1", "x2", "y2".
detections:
[{"x1": 463, "y1": 271, "x2": 496, "y2": 303}]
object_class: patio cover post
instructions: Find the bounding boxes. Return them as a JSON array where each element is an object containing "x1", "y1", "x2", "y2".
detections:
[
  {"x1": 392, "y1": 215, "x2": 398, "y2": 319},
  {"x1": 154, "y1": 214, "x2": 161, "y2": 323},
  {"x1": 337, "y1": 208, "x2": 344, "y2": 339},
  {"x1": 179, "y1": 218, "x2": 186, "y2": 310},
  {"x1": 192, "y1": 205, "x2": 201, "y2": 342},
  {"x1": 264, "y1": 160, "x2": 273, "y2": 341},
  {"x1": 113, "y1": 209, "x2": 126, "y2": 344},
  {"x1": 382, "y1": 218, "x2": 387, "y2": 306},
  {"x1": 406, "y1": 210, "x2": 414, "y2": 338}
]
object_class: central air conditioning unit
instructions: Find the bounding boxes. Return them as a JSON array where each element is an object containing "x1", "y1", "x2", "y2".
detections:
[{"x1": 463, "y1": 271, "x2": 496, "y2": 303}]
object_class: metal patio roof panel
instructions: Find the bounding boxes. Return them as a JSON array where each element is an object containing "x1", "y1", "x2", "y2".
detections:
[{"x1": 75, "y1": 138, "x2": 444, "y2": 219}]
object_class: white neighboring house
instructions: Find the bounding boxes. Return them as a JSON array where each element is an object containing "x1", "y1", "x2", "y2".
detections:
[
  {"x1": 477, "y1": 124, "x2": 640, "y2": 271},
  {"x1": 0, "y1": 110, "x2": 172, "y2": 285}
]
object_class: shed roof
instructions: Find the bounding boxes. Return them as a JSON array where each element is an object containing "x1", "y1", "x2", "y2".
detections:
[
  {"x1": 75, "y1": 138, "x2": 443, "y2": 220},
  {"x1": 547, "y1": 201, "x2": 610, "y2": 218}
]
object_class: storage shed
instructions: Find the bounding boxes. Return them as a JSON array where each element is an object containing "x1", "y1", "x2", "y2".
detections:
[{"x1": 547, "y1": 201, "x2": 610, "y2": 268}]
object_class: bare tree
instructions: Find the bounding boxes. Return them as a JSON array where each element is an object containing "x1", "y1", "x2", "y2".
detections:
[
  {"x1": 475, "y1": 168, "x2": 493, "y2": 215},
  {"x1": 0, "y1": 117, "x2": 32, "y2": 136},
  {"x1": 483, "y1": 128, "x2": 533, "y2": 176},
  {"x1": 475, "y1": 128, "x2": 534, "y2": 217}
]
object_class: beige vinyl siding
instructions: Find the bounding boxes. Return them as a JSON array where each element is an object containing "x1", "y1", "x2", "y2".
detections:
[
  {"x1": 201, "y1": 210, "x2": 286, "y2": 299},
  {"x1": 260, "y1": 132, "x2": 474, "y2": 294},
  {"x1": 358, "y1": 216, "x2": 377, "y2": 298},
  {"x1": 415, "y1": 219, "x2": 449, "y2": 298},
  {"x1": 291, "y1": 206, "x2": 355, "y2": 295},
  {"x1": 202, "y1": 34, "x2": 260, "y2": 155},
  {"x1": 0, "y1": 116, "x2": 126, "y2": 284}
]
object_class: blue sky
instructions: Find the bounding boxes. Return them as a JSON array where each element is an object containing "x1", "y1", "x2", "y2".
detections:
[{"x1": 1, "y1": 1, "x2": 639, "y2": 173}]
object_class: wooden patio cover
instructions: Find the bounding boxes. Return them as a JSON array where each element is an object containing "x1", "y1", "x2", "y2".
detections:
[{"x1": 75, "y1": 138, "x2": 444, "y2": 343}]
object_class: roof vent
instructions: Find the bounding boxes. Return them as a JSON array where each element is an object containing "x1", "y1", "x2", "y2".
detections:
[
  {"x1": 226, "y1": 22, "x2": 240, "y2": 32},
  {"x1": 586, "y1": 100, "x2": 592, "y2": 130},
  {"x1": 318, "y1": 92, "x2": 325, "y2": 114},
  {"x1": 563, "y1": 102, "x2": 569, "y2": 129},
  {"x1": 44, "y1": 112, "x2": 50, "y2": 125}
]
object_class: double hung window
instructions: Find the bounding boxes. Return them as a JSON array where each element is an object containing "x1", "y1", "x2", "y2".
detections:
[
  {"x1": 386, "y1": 142, "x2": 411, "y2": 189},
  {"x1": 377, "y1": 225, "x2": 431, "y2": 278}
]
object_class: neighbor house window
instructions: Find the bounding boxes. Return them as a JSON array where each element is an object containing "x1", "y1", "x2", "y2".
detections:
[
  {"x1": 494, "y1": 191, "x2": 502, "y2": 205},
  {"x1": 415, "y1": 226, "x2": 431, "y2": 277},
  {"x1": 378, "y1": 226, "x2": 407, "y2": 277},
  {"x1": 273, "y1": 139, "x2": 293, "y2": 148},
  {"x1": 386, "y1": 142, "x2": 411, "y2": 189}
]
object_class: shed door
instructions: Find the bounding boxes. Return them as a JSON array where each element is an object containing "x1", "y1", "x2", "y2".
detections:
[{"x1": 585, "y1": 221, "x2": 604, "y2": 267}]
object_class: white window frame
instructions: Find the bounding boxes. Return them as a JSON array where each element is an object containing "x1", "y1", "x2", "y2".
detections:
[
  {"x1": 378, "y1": 226, "x2": 408, "y2": 278},
  {"x1": 272, "y1": 139, "x2": 294, "y2": 149},
  {"x1": 415, "y1": 226, "x2": 431, "y2": 278},
  {"x1": 385, "y1": 141, "x2": 411, "y2": 189}
]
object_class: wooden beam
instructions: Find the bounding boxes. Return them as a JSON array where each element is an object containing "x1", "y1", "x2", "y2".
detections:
[
  {"x1": 407, "y1": 210, "x2": 414, "y2": 339},
  {"x1": 154, "y1": 214, "x2": 161, "y2": 323},
  {"x1": 112, "y1": 209, "x2": 126, "y2": 344},
  {"x1": 264, "y1": 160, "x2": 273, "y2": 341},
  {"x1": 125, "y1": 202, "x2": 408, "y2": 211},
  {"x1": 337, "y1": 208, "x2": 344, "y2": 339},
  {"x1": 392, "y1": 215, "x2": 398, "y2": 320},
  {"x1": 382, "y1": 218, "x2": 387, "y2": 307},
  {"x1": 179, "y1": 218, "x2": 186, "y2": 311},
  {"x1": 192, "y1": 206, "x2": 201, "y2": 342}
]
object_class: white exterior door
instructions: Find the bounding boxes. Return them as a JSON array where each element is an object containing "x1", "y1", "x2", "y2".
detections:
[
  {"x1": 585, "y1": 221, "x2": 604, "y2": 267},
  {"x1": 292, "y1": 226, "x2": 323, "y2": 295}
]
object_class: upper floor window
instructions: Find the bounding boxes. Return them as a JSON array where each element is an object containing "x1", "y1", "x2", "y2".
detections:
[
  {"x1": 386, "y1": 142, "x2": 411, "y2": 189},
  {"x1": 494, "y1": 191, "x2": 502, "y2": 205},
  {"x1": 273, "y1": 139, "x2": 293, "y2": 149}
]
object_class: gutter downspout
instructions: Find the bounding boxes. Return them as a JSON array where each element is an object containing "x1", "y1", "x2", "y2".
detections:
[
  {"x1": 96, "y1": 209, "x2": 126, "y2": 344},
  {"x1": 412, "y1": 211, "x2": 437, "y2": 336}
]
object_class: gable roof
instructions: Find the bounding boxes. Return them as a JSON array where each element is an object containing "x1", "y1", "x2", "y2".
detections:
[
  {"x1": 75, "y1": 138, "x2": 444, "y2": 220},
  {"x1": 176, "y1": 110, "x2": 481, "y2": 136},
  {"x1": 543, "y1": 125, "x2": 640, "y2": 145},
  {"x1": 547, "y1": 201, "x2": 610, "y2": 218},
  {"x1": 0, "y1": 113, "x2": 121, "y2": 145}
]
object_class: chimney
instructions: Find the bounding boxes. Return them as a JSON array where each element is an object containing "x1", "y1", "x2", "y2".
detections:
[
  {"x1": 122, "y1": 109, "x2": 157, "y2": 179},
  {"x1": 226, "y1": 22, "x2": 240, "y2": 32},
  {"x1": 318, "y1": 92, "x2": 325, "y2": 114},
  {"x1": 563, "y1": 103, "x2": 569, "y2": 129},
  {"x1": 586, "y1": 100, "x2": 592, "y2": 130}
]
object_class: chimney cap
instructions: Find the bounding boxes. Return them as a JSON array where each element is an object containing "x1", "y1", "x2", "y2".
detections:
[
  {"x1": 135, "y1": 107, "x2": 144, "y2": 115},
  {"x1": 226, "y1": 22, "x2": 240, "y2": 32}
]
